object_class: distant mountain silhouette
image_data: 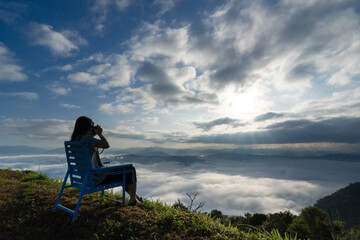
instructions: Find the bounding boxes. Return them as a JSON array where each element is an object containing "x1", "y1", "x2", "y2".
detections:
[
  {"x1": 1, "y1": 144, "x2": 360, "y2": 162},
  {"x1": 315, "y1": 182, "x2": 360, "y2": 229}
]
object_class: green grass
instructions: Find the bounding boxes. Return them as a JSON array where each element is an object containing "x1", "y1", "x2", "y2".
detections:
[{"x1": 0, "y1": 169, "x2": 301, "y2": 240}]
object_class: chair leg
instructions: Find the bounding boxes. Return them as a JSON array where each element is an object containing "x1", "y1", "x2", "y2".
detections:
[
  {"x1": 101, "y1": 189, "x2": 105, "y2": 198},
  {"x1": 71, "y1": 191, "x2": 84, "y2": 223},
  {"x1": 53, "y1": 170, "x2": 69, "y2": 212},
  {"x1": 101, "y1": 187, "x2": 125, "y2": 204},
  {"x1": 71, "y1": 173, "x2": 89, "y2": 223},
  {"x1": 123, "y1": 169, "x2": 126, "y2": 204}
]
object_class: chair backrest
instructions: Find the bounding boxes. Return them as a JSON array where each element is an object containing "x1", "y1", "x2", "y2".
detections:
[{"x1": 64, "y1": 141, "x2": 92, "y2": 187}]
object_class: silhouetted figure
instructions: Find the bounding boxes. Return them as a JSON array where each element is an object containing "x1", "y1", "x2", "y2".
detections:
[{"x1": 71, "y1": 116, "x2": 142, "y2": 205}]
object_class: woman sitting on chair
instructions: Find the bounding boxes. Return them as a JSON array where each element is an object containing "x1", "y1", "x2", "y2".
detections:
[{"x1": 70, "y1": 116, "x2": 142, "y2": 206}]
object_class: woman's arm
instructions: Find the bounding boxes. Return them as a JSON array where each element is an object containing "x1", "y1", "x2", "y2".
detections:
[{"x1": 94, "y1": 126, "x2": 110, "y2": 149}]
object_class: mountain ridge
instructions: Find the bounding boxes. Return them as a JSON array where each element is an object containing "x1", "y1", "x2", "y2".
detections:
[{"x1": 315, "y1": 182, "x2": 360, "y2": 229}]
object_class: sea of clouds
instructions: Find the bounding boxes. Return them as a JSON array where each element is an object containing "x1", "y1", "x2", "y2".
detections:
[{"x1": 1, "y1": 153, "x2": 360, "y2": 216}]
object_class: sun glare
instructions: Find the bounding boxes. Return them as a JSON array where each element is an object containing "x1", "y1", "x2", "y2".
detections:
[{"x1": 220, "y1": 85, "x2": 271, "y2": 121}]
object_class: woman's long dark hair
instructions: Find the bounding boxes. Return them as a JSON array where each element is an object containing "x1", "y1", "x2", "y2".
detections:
[{"x1": 71, "y1": 116, "x2": 93, "y2": 141}]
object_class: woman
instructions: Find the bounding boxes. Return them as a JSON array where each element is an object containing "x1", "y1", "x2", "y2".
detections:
[{"x1": 71, "y1": 116, "x2": 142, "y2": 206}]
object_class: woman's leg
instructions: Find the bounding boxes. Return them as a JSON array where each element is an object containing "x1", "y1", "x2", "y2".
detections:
[
  {"x1": 126, "y1": 166, "x2": 142, "y2": 204},
  {"x1": 102, "y1": 167, "x2": 141, "y2": 205},
  {"x1": 127, "y1": 183, "x2": 137, "y2": 203}
]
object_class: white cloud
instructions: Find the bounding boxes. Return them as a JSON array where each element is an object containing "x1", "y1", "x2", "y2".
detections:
[
  {"x1": 60, "y1": 103, "x2": 80, "y2": 109},
  {"x1": 59, "y1": 64, "x2": 73, "y2": 71},
  {"x1": 292, "y1": 88, "x2": 360, "y2": 119},
  {"x1": 0, "y1": 91, "x2": 38, "y2": 100},
  {"x1": 0, "y1": 42, "x2": 27, "y2": 82},
  {"x1": 327, "y1": 71, "x2": 351, "y2": 86},
  {"x1": 130, "y1": 155, "x2": 360, "y2": 214},
  {"x1": 29, "y1": 23, "x2": 86, "y2": 57},
  {"x1": 77, "y1": 53, "x2": 105, "y2": 64},
  {"x1": 43, "y1": 64, "x2": 73, "y2": 72},
  {"x1": 119, "y1": 85, "x2": 158, "y2": 109},
  {"x1": 47, "y1": 83, "x2": 71, "y2": 96},
  {"x1": 193, "y1": 173, "x2": 317, "y2": 214},
  {"x1": 191, "y1": 0, "x2": 360, "y2": 93},
  {"x1": 315, "y1": 8, "x2": 360, "y2": 86},
  {"x1": 124, "y1": 117, "x2": 159, "y2": 125},
  {"x1": 67, "y1": 54, "x2": 132, "y2": 90},
  {"x1": 61, "y1": 30, "x2": 87, "y2": 46},
  {"x1": 98, "y1": 84, "x2": 166, "y2": 114},
  {"x1": 99, "y1": 103, "x2": 132, "y2": 114},
  {"x1": 88, "y1": 54, "x2": 132, "y2": 89},
  {"x1": 129, "y1": 23, "x2": 189, "y2": 62},
  {"x1": 67, "y1": 72, "x2": 97, "y2": 85},
  {"x1": 115, "y1": 0, "x2": 131, "y2": 10}
]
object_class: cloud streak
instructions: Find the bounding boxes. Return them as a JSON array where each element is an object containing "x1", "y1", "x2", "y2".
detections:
[
  {"x1": 255, "y1": 112, "x2": 286, "y2": 122},
  {"x1": 1, "y1": 118, "x2": 73, "y2": 140},
  {"x1": 29, "y1": 23, "x2": 86, "y2": 57},
  {"x1": 194, "y1": 117, "x2": 244, "y2": 131},
  {"x1": 0, "y1": 42, "x2": 27, "y2": 82},
  {"x1": 3, "y1": 116, "x2": 360, "y2": 147},
  {"x1": 0, "y1": 2, "x2": 26, "y2": 24},
  {"x1": 60, "y1": 103, "x2": 80, "y2": 109},
  {"x1": 0, "y1": 91, "x2": 38, "y2": 100},
  {"x1": 190, "y1": 117, "x2": 360, "y2": 145}
]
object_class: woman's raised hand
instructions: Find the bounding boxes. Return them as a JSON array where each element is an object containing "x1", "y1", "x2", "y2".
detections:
[{"x1": 95, "y1": 125, "x2": 103, "y2": 135}]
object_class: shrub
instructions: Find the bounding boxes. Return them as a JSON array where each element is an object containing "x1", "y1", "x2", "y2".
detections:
[
  {"x1": 287, "y1": 206, "x2": 332, "y2": 239},
  {"x1": 21, "y1": 170, "x2": 50, "y2": 183}
]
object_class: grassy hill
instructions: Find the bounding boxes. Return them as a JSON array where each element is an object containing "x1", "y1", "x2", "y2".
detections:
[{"x1": 0, "y1": 169, "x2": 300, "y2": 240}]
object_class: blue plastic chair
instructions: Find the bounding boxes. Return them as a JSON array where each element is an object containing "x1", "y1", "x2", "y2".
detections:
[{"x1": 53, "y1": 141, "x2": 134, "y2": 223}]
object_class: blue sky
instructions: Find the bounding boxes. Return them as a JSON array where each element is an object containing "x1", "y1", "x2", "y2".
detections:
[{"x1": 1, "y1": 0, "x2": 360, "y2": 151}]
